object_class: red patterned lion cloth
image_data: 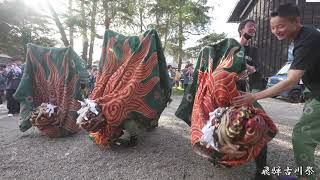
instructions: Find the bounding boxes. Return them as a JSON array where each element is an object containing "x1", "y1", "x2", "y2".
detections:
[
  {"x1": 14, "y1": 44, "x2": 89, "y2": 138},
  {"x1": 77, "y1": 29, "x2": 171, "y2": 148},
  {"x1": 176, "y1": 39, "x2": 278, "y2": 167}
]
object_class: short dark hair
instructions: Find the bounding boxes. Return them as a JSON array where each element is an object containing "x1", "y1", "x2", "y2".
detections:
[
  {"x1": 271, "y1": 3, "x2": 300, "y2": 21},
  {"x1": 238, "y1": 19, "x2": 255, "y2": 37}
]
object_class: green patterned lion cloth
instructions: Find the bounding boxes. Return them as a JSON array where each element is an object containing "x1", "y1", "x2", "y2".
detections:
[
  {"x1": 175, "y1": 38, "x2": 278, "y2": 167},
  {"x1": 14, "y1": 44, "x2": 89, "y2": 137},
  {"x1": 175, "y1": 38, "x2": 247, "y2": 126},
  {"x1": 79, "y1": 29, "x2": 172, "y2": 147}
]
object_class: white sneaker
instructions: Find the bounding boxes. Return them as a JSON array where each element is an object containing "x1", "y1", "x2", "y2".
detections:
[{"x1": 8, "y1": 114, "x2": 13, "y2": 117}]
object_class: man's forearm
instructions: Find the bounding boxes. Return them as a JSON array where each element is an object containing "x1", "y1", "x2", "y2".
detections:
[{"x1": 253, "y1": 79, "x2": 297, "y2": 100}]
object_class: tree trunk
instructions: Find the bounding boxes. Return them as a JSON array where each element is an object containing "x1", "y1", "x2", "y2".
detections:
[
  {"x1": 177, "y1": 9, "x2": 183, "y2": 71},
  {"x1": 139, "y1": 10, "x2": 143, "y2": 33},
  {"x1": 163, "y1": 17, "x2": 170, "y2": 52},
  {"x1": 81, "y1": 0, "x2": 88, "y2": 61},
  {"x1": 68, "y1": 0, "x2": 74, "y2": 47},
  {"x1": 46, "y1": 1, "x2": 69, "y2": 47},
  {"x1": 103, "y1": 1, "x2": 111, "y2": 29},
  {"x1": 21, "y1": 25, "x2": 32, "y2": 62},
  {"x1": 138, "y1": 1, "x2": 143, "y2": 33},
  {"x1": 88, "y1": 0, "x2": 97, "y2": 67}
]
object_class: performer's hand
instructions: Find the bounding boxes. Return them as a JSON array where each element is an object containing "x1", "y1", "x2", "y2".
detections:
[
  {"x1": 219, "y1": 144, "x2": 246, "y2": 158},
  {"x1": 246, "y1": 64, "x2": 256, "y2": 74},
  {"x1": 232, "y1": 93, "x2": 256, "y2": 106}
]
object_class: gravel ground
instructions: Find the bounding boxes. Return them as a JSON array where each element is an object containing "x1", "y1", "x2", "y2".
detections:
[{"x1": 0, "y1": 97, "x2": 319, "y2": 180}]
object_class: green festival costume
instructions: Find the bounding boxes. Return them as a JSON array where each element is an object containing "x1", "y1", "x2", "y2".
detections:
[
  {"x1": 14, "y1": 44, "x2": 89, "y2": 137},
  {"x1": 82, "y1": 29, "x2": 171, "y2": 147},
  {"x1": 175, "y1": 38, "x2": 278, "y2": 167},
  {"x1": 293, "y1": 97, "x2": 320, "y2": 180}
]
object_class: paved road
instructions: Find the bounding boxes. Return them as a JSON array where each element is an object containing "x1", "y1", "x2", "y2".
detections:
[{"x1": 0, "y1": 97, "x2": 319, "y2": 180}]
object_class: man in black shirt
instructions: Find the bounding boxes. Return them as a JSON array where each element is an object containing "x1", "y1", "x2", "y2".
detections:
[
  {"x1": 237, "y1": 20, "x2": 265, "y2": 92},
  {"x1": 234, "y1": 3, "x2": 320, "y2": 180},
  {"x1": 237, "y1": 19, "x2": 272, "y2": 180},
  {"x1": 245, "y1": 45, "x2": 265, "y2": 91},
  {"x1": 237, "y1": 19, "x2": 258, "y2": 92}
]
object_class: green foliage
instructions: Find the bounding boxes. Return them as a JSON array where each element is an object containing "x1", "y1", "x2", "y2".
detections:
[
  {"x1": 186, "y1": 32, "x2": 227, "y2": 58},
  {"x1": 165, "y1": 43, "x2": 192, "y2": 63},
  {"x1": 148, "y1": 0, "x2": 212, "y2": 69},
  {"x1": 149, "y1": 0, "x2": 211, "y2": 38},
  {"x1": 0, "y1": 0, "x2": 56, "y2": 59},
  {"x1": 172, "y1": 86, "x2": 184, "y2": 96},
  {"x1": 0, "y1": 0, "x2": 214, "y2": 64},
  {"x1": 197, "y1": 32, "x2": 227, "y2": 45}
]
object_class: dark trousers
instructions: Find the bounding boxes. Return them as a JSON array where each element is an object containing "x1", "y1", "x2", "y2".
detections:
[
  {"x1": 6, "y1": 89, "x2": 20, "y2": 114},
  {"x1": 0, "y1": 90, "x2": 4, "y2": 104},
  {"x1": 236, "y1": 79, "x2": 248, "y2": 92},
  {"x1": 175, "y1": 81, "x2": 180, "y2": 87},
  {"x1": 255, "y1": 145, "x2": 268, "y2": 173}
]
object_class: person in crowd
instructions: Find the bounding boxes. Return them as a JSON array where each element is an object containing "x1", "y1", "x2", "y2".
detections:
[
  {"x1": 182, "y1": 63, "x2": 193, "y2": 92},
  {"x1": 174, "y1": 69, "x2": 181, "y2": 88},
  {"x1": 237, "y1": 19, "x2": 273, "y2": 180},
  {"x1": 0, "y1": 66, "x2": 6, "y2": 104},
  {"x1": 167, "y1": 65, "x2": 175, "y2": 88},
  {"x1": 3, "y1": 60, "x2": 22, "y2": 116}
]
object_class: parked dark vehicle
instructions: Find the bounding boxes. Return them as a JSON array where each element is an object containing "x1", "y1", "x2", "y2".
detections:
[{"x1": 267, "y1": 62, "x2": 304, "y2": 103}]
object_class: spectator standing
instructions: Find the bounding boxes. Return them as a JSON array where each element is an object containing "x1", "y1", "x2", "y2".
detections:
[
  {"x1": 182, "y1": 63, "x2": 194, "y2": 92},
  {"x1": 0, "y1": 67, "x2": 6, "y2": 104},
  {"x1": 3, "y1": 61, "x2": 22, "y2": 116},
  {"x1": 167, "y1": 65, "x2": 175, "y2": 88},
  {"x1": 174, "y1": 69, "x2": 181, "y2": 87}
]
